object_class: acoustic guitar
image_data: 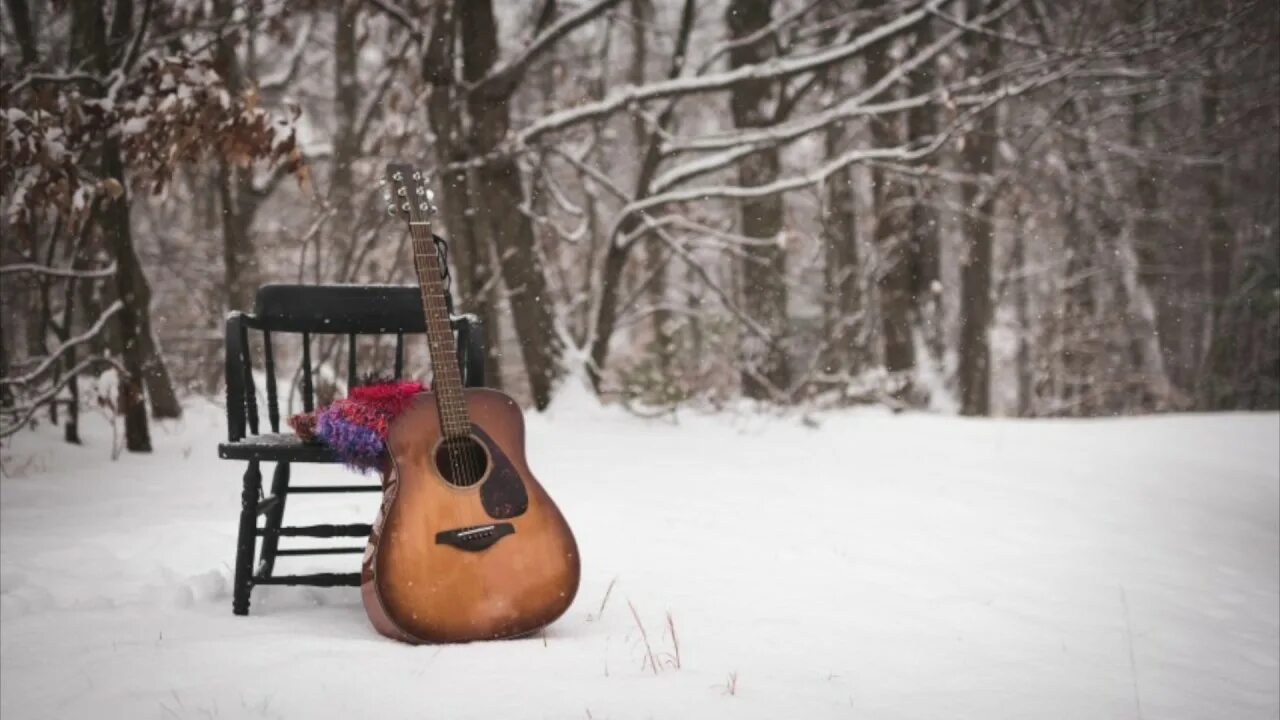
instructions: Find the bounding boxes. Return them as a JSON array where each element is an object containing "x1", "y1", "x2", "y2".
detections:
[{"x1": 361, "y1": 163, "x2": 580, "y2": 643}]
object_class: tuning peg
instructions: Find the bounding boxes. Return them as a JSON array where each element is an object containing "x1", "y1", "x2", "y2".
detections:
[
  {"x1": 402, "y1": 202, "x2": 410, "y2": 211},
  {"x1": 412, "y1": 172, "x2": 422, "y2": 180},
  {"x1": 393, "y1": 172, "x2": 403, "y2": 181},
  {"x1": 387, "y1": 204, "x2": 397, "y2": 217}
]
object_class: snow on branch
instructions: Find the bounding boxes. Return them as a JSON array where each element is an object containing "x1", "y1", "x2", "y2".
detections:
[
  {"x1": 0, "y1": 301, "x2": 124, "y2": 389},
  {"x1": 516, "y1": 0, "x2": 952, "y2": 147},
  {"x1": 609, "y1": 61, "x2": 1081, "y2": 246},
  {"x1": 471, "y1": 0, "x2": 627, "y2": 99},
  {"x1": 650, "y1": 20, "x2": 976, "y2": 193},
  {"x1": 661, "y1": 16, "x2": 969, "y2": 158},
  {"x1": 4, "y1": 72, "x2": 104, "y2": 95},
  {"x1": 0, "y1": 262, "x2": 117, "y2": 279},
  {"x1": 690, "y1": 0, "x2": 827, "y2": 77},
  {"x1": 0, "y1": 356, "x2": 127, "y2": 439}
]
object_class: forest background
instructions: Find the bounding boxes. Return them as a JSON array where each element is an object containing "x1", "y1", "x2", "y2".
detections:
[{"x1": 2, "y1": 0, "x2": 1276, "y2": 452}]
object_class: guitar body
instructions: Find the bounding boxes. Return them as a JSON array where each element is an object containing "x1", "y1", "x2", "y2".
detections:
[{"x1": 362, "y1": 388, "x2": 580, "y2": 644}]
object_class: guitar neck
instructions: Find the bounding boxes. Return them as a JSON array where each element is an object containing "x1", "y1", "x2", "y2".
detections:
[{"x1": 408, "y1": 224, "x2": 470, "y2": 438}]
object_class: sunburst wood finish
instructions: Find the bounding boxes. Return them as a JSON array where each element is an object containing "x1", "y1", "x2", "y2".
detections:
[
  {"x1": 362, "y1": 389, "x2": 579, "y2": 643},
  {"x1": 363, "y1": 163, "x2": 578, "y2": 644}
]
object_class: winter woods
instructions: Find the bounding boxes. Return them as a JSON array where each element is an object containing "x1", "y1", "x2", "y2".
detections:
[{"x1": 2, "y1": 0, "x2": 1277, "y2": 450}]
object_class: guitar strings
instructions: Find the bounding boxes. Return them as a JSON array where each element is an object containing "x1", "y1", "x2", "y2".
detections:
[
  {"x1": 404, "y1": 175, "x2": 482, "y2": 488},
  {"x1": 411, "y1": 236, "x2": 466, "y2": 486},
  {"x1": 406, "y1": 206, "x2": 482, "y2": 486}
]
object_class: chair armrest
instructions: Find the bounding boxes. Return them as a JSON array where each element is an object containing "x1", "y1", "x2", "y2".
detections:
[
  {"x1": 452, "y1": 314, "x2": 486, "y2": 388},
  {"x1": 225, "y1": 312, "x2": 248, "y2": 442},
  {"x1": 225, "y1": 311, "x2": 263, "y2": 442}
]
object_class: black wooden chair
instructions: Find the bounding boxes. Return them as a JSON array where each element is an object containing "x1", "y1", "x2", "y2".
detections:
[{"x1": 218, "y1": 278, "x2": 484, "y2": 616}]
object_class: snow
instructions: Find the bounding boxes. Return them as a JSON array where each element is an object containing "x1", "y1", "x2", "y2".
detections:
[
  {"x1": 119, "y1": 117, "x2": 149, "y2": 137},
  {"x1": 2, "y1": 398, "x2": 1277, "y2": 719}
]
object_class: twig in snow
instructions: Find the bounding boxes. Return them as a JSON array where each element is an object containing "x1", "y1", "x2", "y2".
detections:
[
  {"x1": 1120, "y1": 586, "x2": 1144, "y2": 720},
  {"x1": 627, "y1": 599, "x2": 659, "y2": 675},
  {"x1": 666, "y1": 611, "x2": 681, "y2": 670},
  {"x1": 590, "y1": 576, "x2": 618, "y2": 621}
]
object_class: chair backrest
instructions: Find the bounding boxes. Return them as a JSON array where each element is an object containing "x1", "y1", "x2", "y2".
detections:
[
  {"x1": 224, "y1": 283, "x2": 485, "y2": 441},
  {"x1": 252, "y1": 284, "x2": 432, "y2": 334}
]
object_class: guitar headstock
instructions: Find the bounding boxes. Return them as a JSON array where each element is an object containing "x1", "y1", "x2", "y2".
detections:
[{"x1": 381, "y1": 163, "x2": 436, "y2": 223}]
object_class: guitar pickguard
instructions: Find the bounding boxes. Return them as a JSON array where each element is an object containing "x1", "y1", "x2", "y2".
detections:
[{"x1": 475, "y1": 427, "x2": 529, "y2": 519}]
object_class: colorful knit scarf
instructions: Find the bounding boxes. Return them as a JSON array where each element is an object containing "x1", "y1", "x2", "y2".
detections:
[{"x1": 288, "y1": 380, "x2": 426, "y2": 471}]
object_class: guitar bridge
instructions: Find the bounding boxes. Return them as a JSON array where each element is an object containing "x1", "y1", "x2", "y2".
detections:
[{"x1": 435, "y1": 523, "x2": 515, "y2": 552}]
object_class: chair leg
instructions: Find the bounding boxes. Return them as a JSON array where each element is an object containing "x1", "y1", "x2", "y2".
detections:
[
  {"x1": 257, "y1": 461, "x2": 291, "y2": 579},
  {"x1": 232, "y1": 460, "x2": 262, "y2": 616}
]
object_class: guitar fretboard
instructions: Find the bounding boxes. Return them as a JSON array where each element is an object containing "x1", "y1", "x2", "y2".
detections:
[{"x1": 408, "y1": 221, "x2": 469, "y2": 438}]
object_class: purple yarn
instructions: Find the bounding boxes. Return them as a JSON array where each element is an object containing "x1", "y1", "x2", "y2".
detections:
[{"x1": 314, "y1": 413, "x2": 387, "y2": 471}]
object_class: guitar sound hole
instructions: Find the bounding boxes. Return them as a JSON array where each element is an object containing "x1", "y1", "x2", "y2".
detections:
[{"x1": 434, "y1": 436, "x2": 489, "y2": 487}]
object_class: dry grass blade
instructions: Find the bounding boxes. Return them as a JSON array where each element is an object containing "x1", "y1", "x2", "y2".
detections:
[{"x1": 627, "y1": 598, "x2": 659, "y2": 675}]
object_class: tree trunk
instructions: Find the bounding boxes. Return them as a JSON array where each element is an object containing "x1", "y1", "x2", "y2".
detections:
[
  {"x1": 1126, "y1": 77, "x2": 1177, "y2": 410},
  {"x1": 217, "y1": 166, "x2": 258, "y2": 303},
  {"x1": 71, "y1": 0, "x2": 150, "y2": 450},
  {"x1": 102, "y1": 157, "x2": 154, "y2": 446},
  {"x1": 5, "y1": 0, "x2": 38, "y2": 65},
  {"x1": 584, "y1": 0, "x2": 695, "y2": 392},
  {"x1": 907, "y1": 16, "x2": 942, "y2": 360},
  {"x1": 588, "y1": 231, "x2": 634, "y2": 391},
  {"x1": 423, "y1": 1, "x2": 503, "y2": 390},
  {"x1": 727, "y1": 0, "x2": 790, "y2": 400},
  {"x1": 865, "y1": 23, "x2": 915, "y2": 396},
  {"x1": 463, "y1": 1, "x2": 562, "y2": 410},
  {"x1": 331, "y1": 0, "x2": 359, "y2": 221},
  {"x1": 423, "y1": 1, "x2": 561, "y2": 408},
  {"x1": 1199, "y1": 60, "x2": 1235, "y2": 408},
  {"x1": 59, "y1": 245, "x2": 85, "y2": 442},
  {"x1": 630, "y1": 0, "x2": 672, "y2": 381},
  {"x1": 0, "y1": 293, "x2": 13, "y2": 408},
  {"x1": 956, "y1": 1, "x2": 999, "y2": 416},
  {"x1": 820, "y1": 60, "x2": 861, "y2": 383},
  {"x1": 213, "y1": 0, "x2": 261, "y2": 314},
  {"x1": 135, "y1": 298, "x2": 183, "y2": 418},
  {"x1": 1012, "y1": 221, "x2": 1031, "y2": 416}
]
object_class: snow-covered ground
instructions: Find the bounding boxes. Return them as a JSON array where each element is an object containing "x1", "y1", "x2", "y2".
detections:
[{"x1": 1, "y1": 394, "x2": 1277, "y2": 720}]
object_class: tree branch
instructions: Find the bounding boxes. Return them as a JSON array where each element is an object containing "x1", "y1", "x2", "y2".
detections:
[
  {"x1": 118, "y1": 0, "x2": 154, "y2": 76},
  {"x1": 258, "y1": 14, "x2": 315, "y2": 91},
  {"x1": 516, "y1": 0, "x2": 951, "y2": 146},
  {"x1": 0, "y1": 301, "x2": 124, "y2": 388},
  {"x1": 469, "y1": 0, "x2": 626, "y2": 99},
  {"x1": 0, "y1": 262, "x2": 118, "y2": 279},
  {"x1": 364, "y1": 0, "x2": 424, "y2": 40},
  {"x1": 613, "y1": 62, "x2": 1078, "y2": 243},
  {"x1": 5, "y1": 72, "x2": 104, "y2": 94},
  {"x1": 0, "y1": 356, "x2": 127, "y2": 438}
]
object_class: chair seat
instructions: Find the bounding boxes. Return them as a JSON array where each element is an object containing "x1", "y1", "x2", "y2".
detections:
[{"x1": 218, "y1": 434, "x2": 338, "y2": 463}]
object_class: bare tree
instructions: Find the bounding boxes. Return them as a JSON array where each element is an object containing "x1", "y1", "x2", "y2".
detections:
[
  {"x1": 727, "y1": 0, "x2": 791, "y2": 399},
  {"x1": 956, "y1": 0, "x2": 1000, "y2": 416}
]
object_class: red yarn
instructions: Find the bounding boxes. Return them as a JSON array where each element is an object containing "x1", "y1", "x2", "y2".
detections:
[{"x1": 330, "y1": 380, "x2": 427, "y2": 439}]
